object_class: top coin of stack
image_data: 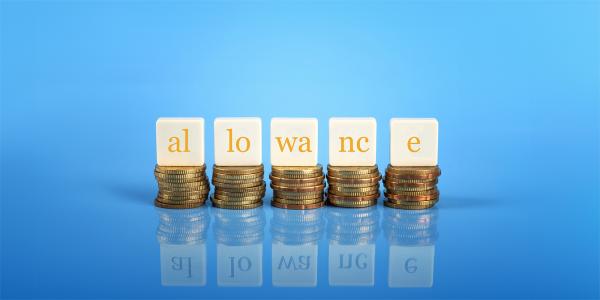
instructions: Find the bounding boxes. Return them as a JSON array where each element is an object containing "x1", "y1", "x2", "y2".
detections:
[
  {"x1": 270, "y1": 165, "x2": 325, "y2": 210},
  {"x1": 154, "y1": 164, "x2": 210, "y2": 209},
  {"x1": 211, "y1": 164, "x2": 265, "y2": 209},
  {"x1": 326, "y1": 165, "x2": 381, "y2": 208},
  {"x1": 383, "y1": 165, "x2": 441, "y2": 210}
]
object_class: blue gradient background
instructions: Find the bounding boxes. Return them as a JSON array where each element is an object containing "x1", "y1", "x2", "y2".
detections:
[{"x1": 1, "y1": 1, "x2": 599, "y2": 299}]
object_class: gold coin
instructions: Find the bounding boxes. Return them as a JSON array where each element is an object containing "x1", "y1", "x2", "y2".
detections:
[
  {"x1": 328, "y1": 185, "x2": 379, "y2": 193},
  {"x1": 212, "y1": 201, "x2": 263, "y2": 210},
  {"x1": 215, "y1": 182, "x2": 266, "y2": 193},
  {"x1": 384, "y1": 200, "x2": 438, "y2": 210},
  {"x1": 212, "y1": 177, "x2": 264, "y2": 185},
  {"x1": 327, "y1": 175, "x2": 381, "y2": 185},
  {"x1": 155, "y1": 172, "x2": 206, "y2": 180},
  {"x1": 385, "y1": 199, "x2": 439, "y2": 206},
  {"x1": 213, "y1": 165, "x2": 264, "y2": 175},
  {"x1": 155, "y1": 164, "x2": 206, "y2": 174},
  {"x1": 272, "y1": 197, "x2": 324, "y2": 205},
  {"x1": 383, "y1": 177, "x2": 438, "y2": 184},
  {"x1": 273, "y1": 190, "x2": 323, "y2": 200},
  {"x1": 270, "y1": 183, "x2": 325, "y2": 192},
  {"x1": 327, "y1": 188, "x2": 379, "y2": 197},
  {"x1": 213, "y1": 180, "x2": 265, "y2": 189},
  {"x1": 154, "y1": 199, "x2": 205, "y2": 209},
  {"x1": 272, "y1": 201, "x2": 325, "y2": 210},
  {"x1": 215, "y1": 189, "x2": 265, "y2": 197},
  {"x1": 211, "y1": 197, "x2": 262, "y2": 206},
  {"x1": 156, "y1": 176, "x2": 208, "y2": 184},
  {"x1": 157, "y1": 193, "x2": 209, "y2": 201},
  {"x1": 327, "y1": 193, "x2": 380, "y2": 202},
  {"x1": 385, "y1": 191, "x2": 439, "y2": 201},
  {"x1": 326, "y1": 171, "x2": 381, "y2": 179},
  {"x1": 212, "y1": 172, "x2": 264, "y2": 180},
  {"x1": 158, "y1": 190, "x2": 209, "y2": 197},
  {"x1": 271, "y1": 164, "x2": 322, "y2": 174},
  {"x1": 328, "y1": 181, "x2": 379, "y2": 188},
  {"x1": 384, "y1": 187, "x2": 439, "y2": 197},
  {"x1": 327, "y1": 165, "x2": 379, "y2": 174},
  {"x1": 384, "y1": 179, "x2": 437, "y2": 191},
  {"x1": 269, "y1": 174, "x2": 324, "y2": 185},
  {"x1": 213, "y1": 193, "x2": 264, "y2": 202},
  {"x1": 386, "y1": 165, "x2": 441, "y2": 179},
  {"x1": 327, "y1": 199, "x2": 377, "y2": 208}
]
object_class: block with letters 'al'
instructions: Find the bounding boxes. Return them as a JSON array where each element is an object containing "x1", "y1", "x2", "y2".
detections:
[
  {"x1": 214, "y1": 117, "x2": 262, "y2": 166},
  {"x1": 390, "y1": 118, "x2": 438, "y2": 166},
  {"x1": 156, "y1": 118, "x2": 205, "y2": 166},
  {"x1": 270, "y1": 118, "x2": 318, "y2": 166},
  {"x1": 328, "y1": 117, "x2": 377, "y2": 166}
]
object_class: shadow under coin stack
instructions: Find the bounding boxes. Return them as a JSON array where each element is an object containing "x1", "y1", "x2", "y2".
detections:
[
  {"x1": 383, "y1": 165, "x2": 441, "y2": 209},
  {"x1": 211, "y1": 165, "x2": 265, "y2": 209},
  {"x1": 154, "y1": 165, "x2": 210, "y2": 209},
  {"x1": 270, "y1": 165, "x2": 325, "y2": 210},
  {"x1": 326, "y1": 165, "x2": 381, "y2": 208}
]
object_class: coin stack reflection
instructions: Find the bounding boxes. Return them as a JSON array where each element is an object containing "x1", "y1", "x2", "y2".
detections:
[
  {"x1": 383, "y1": 208, "x2": 438, "y2": 288},
  {"x1": 154, "y1": 165, "x2": 210, "y2": 208},
  {"x1": 271, "y1": 208, "x2": 325, "y2": 245},
  {"x1": 211, "y1": 165, "x2": 266, "y2": 209},
  {"x1": 214, "y1": 207, "x2": 266, "y2": 287},
  {"x1": 270, "y1": 165, "x2": 326, "y2": 210},
  {"x1": 156, "y1": 207, "x2": 210, "y2": 286},
  {"x1": 326, "y1": 165, "x2": 381, "y2": 208},
  {"x1": 383, "y1": 165, "x2": 441, "y2": 210}
]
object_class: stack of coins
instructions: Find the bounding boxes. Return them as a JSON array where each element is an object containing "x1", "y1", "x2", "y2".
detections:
[
  {"x1": 326, "y1": 165, "x2": 381, "y2": 208},
  {"x1": 154, "y1": 164, "x2": 210, "y2": 209},
  {"x1": 211, "y1": 164, "x2": 265, "y2": 209},
  {"x1": 383, "y1": 165, "x2": 441, "y2": 210},
  {"x1": 270, "y1": 165, "x2": 325, "y2": 210}
]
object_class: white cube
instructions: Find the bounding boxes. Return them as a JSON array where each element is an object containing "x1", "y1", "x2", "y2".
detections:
[
  {"x1": 329, "y1": 118, "x2": 376, "y2": 166},
  {"x1": 156, "y1": 118, "x2": 205, "y2": 166},
  {"x1": 270, "y1": 118, "x2": 318, "y2": 166},
  {"x1": 214, "y1": 117, "x2": 262, "y2": 166},
  {"x1": 390, "y1": 118, "x2": 438, "y2": 166}
]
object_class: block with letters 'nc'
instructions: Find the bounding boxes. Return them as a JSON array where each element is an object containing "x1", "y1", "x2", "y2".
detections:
[
  {"x1": 214, "y1": 117, "x2": 262, "y2": 166},
  {"x1": 156, "y1": 118, "x2": 205, "y2": 166},
  {"x1": 329, "y1": 117, "x2": 377, "y2": 166},
  {"x1": 390, "y1": 118, "x2": 438, "y2": 166},
  {"x1": 270, "y1": 118, "x2": 318, "y2": 166}
]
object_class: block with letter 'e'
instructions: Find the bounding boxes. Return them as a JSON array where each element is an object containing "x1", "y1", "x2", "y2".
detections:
[
  {"x1": 270, "y1": 118, "x2": 318, "y2": 166},
  {"x1": 329, "y1": 117, "x2": 377, "y2": 166},
  {"x1": 390, "y1": 118, "x2": 438, "y2": 166},
  {"x1": 214, "y1": 117, "x2": 262, "y2": 166},
  {"x1": 156, "y1": 118, "x2": 205, "y2": 166}
]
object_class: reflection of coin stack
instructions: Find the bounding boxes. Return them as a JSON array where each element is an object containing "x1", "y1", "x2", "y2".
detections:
[
  {"x1": 271, "y1": 208, "x2": 325, "y2": 245},
  {"x1": 156, "y1": 207, "x2": 210, "y2": 244},
  {"x1": 327, "y1": 206, "x2": 380, "y2": 244},
  {"x1": 326, "y1": 165, "x2": 381, "y2": 208},
  {"x1": 213, "y1": 207, "x2": 266, "y2": 246},
  {"x1": 211, "y1": 165, "x2": 265, "y2": 209},
  {"x1": 154, "y1": 165, "x2": 210, "y2": 208},
  {"x1": 383, "y1": 208, "x2": 438, "y2": 246},
  {"x1": 383, "y1": 165, "x2": 441, "y2": 210},
  {"x1": 270, "y1": 165, "x2": 325, "y2": 210}
]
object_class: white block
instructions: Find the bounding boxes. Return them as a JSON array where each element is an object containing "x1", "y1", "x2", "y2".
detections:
[
  {"x1": 156, "y1": 118, "x2": 204, "y2": 166},
  {"x1": 328, "y1": 118, "x2": 376, "y2": 166},
  {"x1": 390, "y1": 118, "x2": 438, "y2": 166},
  {"x1": 214, "y1": 117, "x2": 262, "y2": 166},
  {"x1": 270, "y1": 118, "x2": 318, "y2": 166}
]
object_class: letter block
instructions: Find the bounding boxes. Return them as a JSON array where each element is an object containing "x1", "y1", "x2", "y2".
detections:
[
  {"x1": 329, "y1": 117, "x2": 377, "y2": 166},
  {"x1": 214, "y1": 117, "x2": 262, "y2": 166},
  {"x1": 390, "y1": 118, "x2": 438, "y2": 166},
  {"x1": 270, "y1": 118, "x2": 318, "y2": 166},
  {"x1": 156, "y1": 118, "x2": 205, "y2": 166}
]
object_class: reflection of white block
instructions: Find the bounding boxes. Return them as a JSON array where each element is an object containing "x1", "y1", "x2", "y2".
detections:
[
  {"x1": 272, "y1": 244, "x2": 318, "y2": 287},
  {"x1": 214, "y1": 118, "x2": 262, "y2": 166},
  {"x1": 329, "y1": 118, "x2": 377, "y2": 166},
  {"x1": 156, "y1": 118, "x2": 204, "y2": 166},
  {"x1": 388, "y1": 245, "x2": 435, "y2": 288},
  {"x1": 328, "y1": 244, "x2": 375, "y2": 286},
  {"x1": 270, "y1": 118, "x2": 318, "y2": 166},
  {"x1": 159, "y1": 244, "x2": 206, "y2": 286},
  {"x1": 390, "y1": 118, "x2": 438, "y2": 166},
  {"x1": 217, "y1": 244, "x2": 263, "y2": 287}
]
